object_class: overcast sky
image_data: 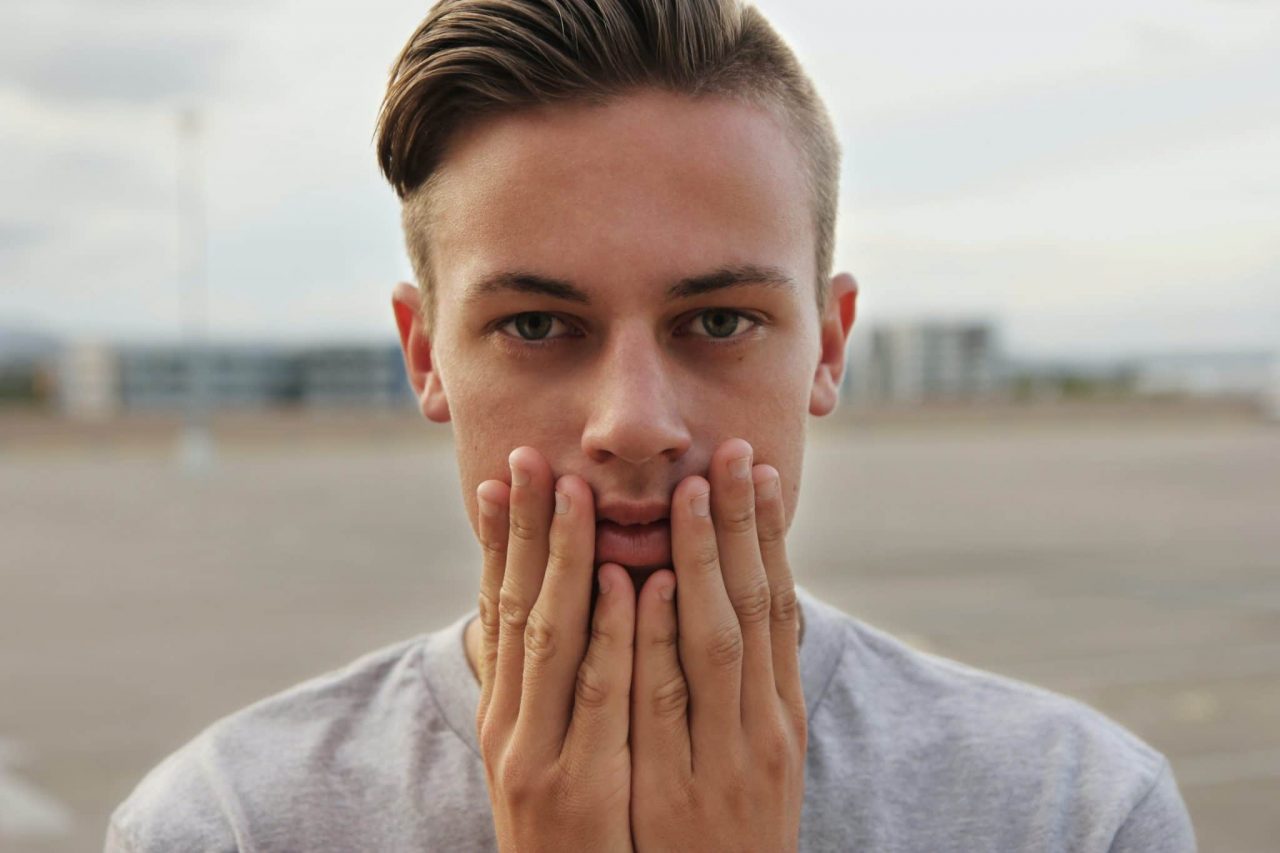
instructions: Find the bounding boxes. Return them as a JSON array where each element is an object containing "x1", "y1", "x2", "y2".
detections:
[{"x1": 1, "y1": 0, "x2": 1277, "y2": 359}]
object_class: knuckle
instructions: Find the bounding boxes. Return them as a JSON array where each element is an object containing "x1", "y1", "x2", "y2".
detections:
[
  {"x1": 720, "y1": 503, "x2": 756, "y2": 535},
  {"x1": 480, "y1": 535, "x2": 508, "y2": 563},
  {"x1": 693, "y1": 542, "x2": 721, "y2": 576},
  {"x1": 478, "y1": 719, "x2": 503, "y2": 761},
  {"x1": 716, "y1": 772, "x2": 750, "y2": 820},
  {"x1": 547, "y1": 767, "x2": 583, "y2": 809},
  {"x1": 477, "y1": 589, "x2": 502, "y2": 636},
  {"x1": 497, "y1": 587, "x2": 530, "y2": 632},
  {"x1": 575, "y1": 660, "x2": 613, "y2": 710},
  {"x1": 497, "y1": 755, "x2": 542, "y2": 804},
  {"x1": 508, "y1": 511, "x2": 541, "y2": 543},
  {"x1": 523, "y1": 608, "x2": 557, "y2": 663},
  {"x1": 475, "y1": 647, "x2": 497, "y2": 686},
  {"x1": 645, "y1": 620, "x2": 679, "y2": 654},
  {"x1": 731, "y1": 581, "x2": 772, "y2": 625},
  {"x1": 545, "y1": 535, "x2": 576, "y2": 572},
  {"x1": 661, "y1": 776, "x2": 699, "y2": 813},
  {"x1": 704, "y1": 621, "x2": 744, "y2": 668},
  {"x1": 756, "y1": 515, "x2": 786, "y2": 547},
  {"x1": 590, "y1": 607, "x2": 624, "y2": 653},
  {"x1": 589, "y1": 621, "x2": 613, "y2": 653},
  {"x1": 756, "y1": 727, "x2": 792, "y2": 777},
  {"x1": 770, "y1": 583, "x2": 800, "y2": 627},
  {"x1": 783, "y1": 693, "x2": 809, "y2": 733},
  {"x1": 650, "y1": 672, "x2": 689, "y2": 718}
]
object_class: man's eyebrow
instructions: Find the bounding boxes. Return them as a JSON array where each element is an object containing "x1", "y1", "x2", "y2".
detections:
[
  {"x1": 462, "y1": 264, "x2": 796, "y2": 306},
  {"x1": 463, "y1": 272, "x2": 591, "y2": 305},
  {"x1": 666, "y1": 264, "x2": 796, "y2": 300}
]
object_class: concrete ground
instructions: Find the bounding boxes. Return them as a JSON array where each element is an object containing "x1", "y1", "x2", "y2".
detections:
[{"x1": 1, "y1": 402, "x2": 1276, "y2": 852}]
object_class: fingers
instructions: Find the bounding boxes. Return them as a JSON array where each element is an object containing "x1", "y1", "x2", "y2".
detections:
[
  {"x1": 707, "y1": 439, "x2": 777, "y2": 721},
  {"x1": 514, "y1": 474, "x2": 597, "y2": 755},
  {"x1": 562, "y1": 563, "x2": 635, "y2": 771},
  {"x1": 632, "y1": 569, "x2": 692, "y2": 781},
  {"x1": 489, "y1": 446, "x2": 555, "y2": 732},
  {"x1": 670, "y1": 473, "x2": 742, "y2": 760},
  {"x1": 752, "y1": 463, "x2": 804, "y2": 716},
  {"x1": 475, "y1": 477, "x2": 511, "y2": 724}
]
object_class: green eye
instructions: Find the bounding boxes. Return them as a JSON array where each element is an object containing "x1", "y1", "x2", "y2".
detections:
[
  {"x1": 700, "y1": 310, "x2": 742, "y2": 338},
  {"x1": 512, "y1": 312, "x2": 555, "y2": 340}
]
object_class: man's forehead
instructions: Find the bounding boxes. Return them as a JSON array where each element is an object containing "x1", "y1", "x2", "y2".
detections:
[
  {"x1": 435, "y1": 89, "x2": 804, "y2": 187},
  {"x1": 422, "y1": 90, "x2": 816, "y2": 304}
]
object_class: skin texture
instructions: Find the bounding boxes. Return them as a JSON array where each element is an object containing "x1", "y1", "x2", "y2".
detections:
[{"x1": 392, "y1": 88, "x2": 858, "y2": 852}]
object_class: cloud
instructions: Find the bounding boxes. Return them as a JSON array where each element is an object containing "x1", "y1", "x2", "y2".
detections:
[
  {"x1": 0, "y1": 0, "x2": 1277, "y2": 357},
  {"x1": 0, "y1": 0, "x2": 258, "y2": 106},
  {"x1": 3, "y1": 34, "x2": 234, "y2": 105},
  {"x1": 842, "y1": 40, "x2": 1280, "y2": 206},
  {"x1": 0, "y1": 221, "x2": 50, "y2": 256}
]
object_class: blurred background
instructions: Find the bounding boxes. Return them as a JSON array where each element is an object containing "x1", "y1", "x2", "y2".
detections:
[{"x1": 1, "y1": 0, "x2": 1277, "y2": 851}]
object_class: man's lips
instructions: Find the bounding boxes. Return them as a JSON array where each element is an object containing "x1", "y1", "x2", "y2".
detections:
[{"x1": 595, "y1": 519, "x2": 671, "y2": 569}]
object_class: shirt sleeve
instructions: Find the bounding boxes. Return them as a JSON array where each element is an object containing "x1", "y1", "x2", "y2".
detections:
[{"x1": 1107, "y1": 758, "x2": 1197, "y2": 853}]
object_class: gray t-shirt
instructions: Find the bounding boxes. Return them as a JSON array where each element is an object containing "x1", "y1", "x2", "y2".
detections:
[{"x1": 105, "y1": 587, "x2": 1196, "y2": 851}]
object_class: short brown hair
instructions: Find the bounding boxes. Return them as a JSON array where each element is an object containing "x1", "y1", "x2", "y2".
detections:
[{"x1": 376, "y1": 0, "x2": 840, "y2": 327}]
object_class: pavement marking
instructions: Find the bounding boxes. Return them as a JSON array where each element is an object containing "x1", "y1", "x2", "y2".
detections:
[
  {"x1": 0, "y1": 737, "x2": 73, "y2": 840},
  {"x1": 1175, "y1": 748, "x2": 1280, "y2": 788}
]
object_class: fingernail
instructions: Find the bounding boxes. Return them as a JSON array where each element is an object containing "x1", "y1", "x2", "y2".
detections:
[
  {"x1": 478, "y1": 494, "x2": 499, "y2": 517},
  {"x1": 691, "y1": 489, "x2": 710, "y2": 517},
  {"x1": 660, "y1": 583, "x2": 674, "y2": 602},
  {"x1": 730, "y1": 455, "x2": 752, "y2": 480},
  {"x1": 509, "y1": 456, "x2": 529, "y2": 487},
  {"x1": 756, "y1": 475, "x2": 780, "y2": 500},
  {"x1": 554, "y1": 490, "x2": 570, "y2": 515},
  {"x1": 598, "y1": 570, "x2": 613, "y2": 595}
]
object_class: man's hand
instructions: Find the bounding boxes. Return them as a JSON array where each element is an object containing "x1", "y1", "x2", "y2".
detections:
[
  {"x1": 630, "y1": 438, "x2": 808, "y2": 852},
  {"x1": 473, "y1": 447, "x2": 636, "y2": 853}
]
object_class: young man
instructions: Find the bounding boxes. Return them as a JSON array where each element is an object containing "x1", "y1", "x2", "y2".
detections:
[{"x1": 107, "y1": 1, "x2": 1196, "y2": 850}]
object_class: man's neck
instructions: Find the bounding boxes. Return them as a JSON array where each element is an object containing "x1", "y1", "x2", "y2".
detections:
[{"x1": 462, "y1": 596, "x2": 806, "y2": 686}]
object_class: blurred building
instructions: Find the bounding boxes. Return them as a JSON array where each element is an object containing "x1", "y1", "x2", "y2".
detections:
[
  {"x1": 843, "y1": 319, "x2": 1007, "y2": 405},
  {"x1": 52, "y1": 341, "x2": 414, "y2": 416},
  {"x1": 118, "y1": 344, "x2": 298, "y2": 409},
  {"x1": 57, "y1": 341, "x2": 121, "y2": 419},
  {"x1": 0, "y1": 326, "x2": 62, "y2": 408},
  {"x1": 298, "y1": 346, "x2": 408, "y2": 407},
  {"x1": 1126, "y1": 350, "x2": 1278, "y2": 401}
]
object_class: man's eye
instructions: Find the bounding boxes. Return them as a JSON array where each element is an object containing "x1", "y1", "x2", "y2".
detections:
[
  {"x1": 500, "y1": 312, "x2": 570, "y2": 341},
  {"x1": 685, "y1": 309, "x2": 758, "y2": 340}
]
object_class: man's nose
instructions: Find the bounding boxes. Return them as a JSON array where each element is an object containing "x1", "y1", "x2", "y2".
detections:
[{"x1": 580, "y1": 324, "x2": 692, "y2": 466}]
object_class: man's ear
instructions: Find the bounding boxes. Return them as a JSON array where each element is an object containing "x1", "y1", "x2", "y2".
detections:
[
  {"x1": 391, "y1": 282, "x2": 451, "y2": 423},
  {"x1": 809, "y1": 272, "x2": 859, "y2": 417}
]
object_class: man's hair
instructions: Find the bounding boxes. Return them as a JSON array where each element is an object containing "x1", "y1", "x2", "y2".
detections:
[{"x1": 376, "y1": 0, "x2": 840, "y2": 328}]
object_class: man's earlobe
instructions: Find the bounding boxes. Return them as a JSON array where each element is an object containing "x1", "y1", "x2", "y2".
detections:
[
  {"x1": 809, "y1": 272, "x2": 858, "y2": 418},
  {"x1": 391, "y1": 282, "x2": 451, "y2": 424}
]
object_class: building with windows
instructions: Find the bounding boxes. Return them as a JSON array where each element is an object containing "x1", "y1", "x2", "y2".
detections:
[
  {"x1": 843, "y1": 319, "x2": 1007, "y2": 405},
  {"x1": 55, "y1": 341, "x2": 415, "y2": 416}
]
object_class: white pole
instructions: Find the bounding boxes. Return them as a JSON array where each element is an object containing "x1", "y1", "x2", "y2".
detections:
[{"x1": 178, "y1": 107, "x2": 214, "y2": 472}]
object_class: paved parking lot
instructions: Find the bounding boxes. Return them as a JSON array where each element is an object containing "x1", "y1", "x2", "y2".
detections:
[{"x1": 2, "y1": 404, "x2": 1277, "y2": 851}]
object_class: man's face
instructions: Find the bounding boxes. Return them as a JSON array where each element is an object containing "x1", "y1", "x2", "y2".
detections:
[{"x1": 397, "y1": 88, "x2": 855, "y2": 583}]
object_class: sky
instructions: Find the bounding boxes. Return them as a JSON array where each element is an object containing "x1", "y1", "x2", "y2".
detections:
[{"x1": 0, "y1": 0, "x2": 1277, "y2": 360}]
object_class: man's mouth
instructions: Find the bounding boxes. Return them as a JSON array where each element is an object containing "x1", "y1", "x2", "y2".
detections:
[{"x1": 594, "y1": 519, "x2": 672, "y2": 570}]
